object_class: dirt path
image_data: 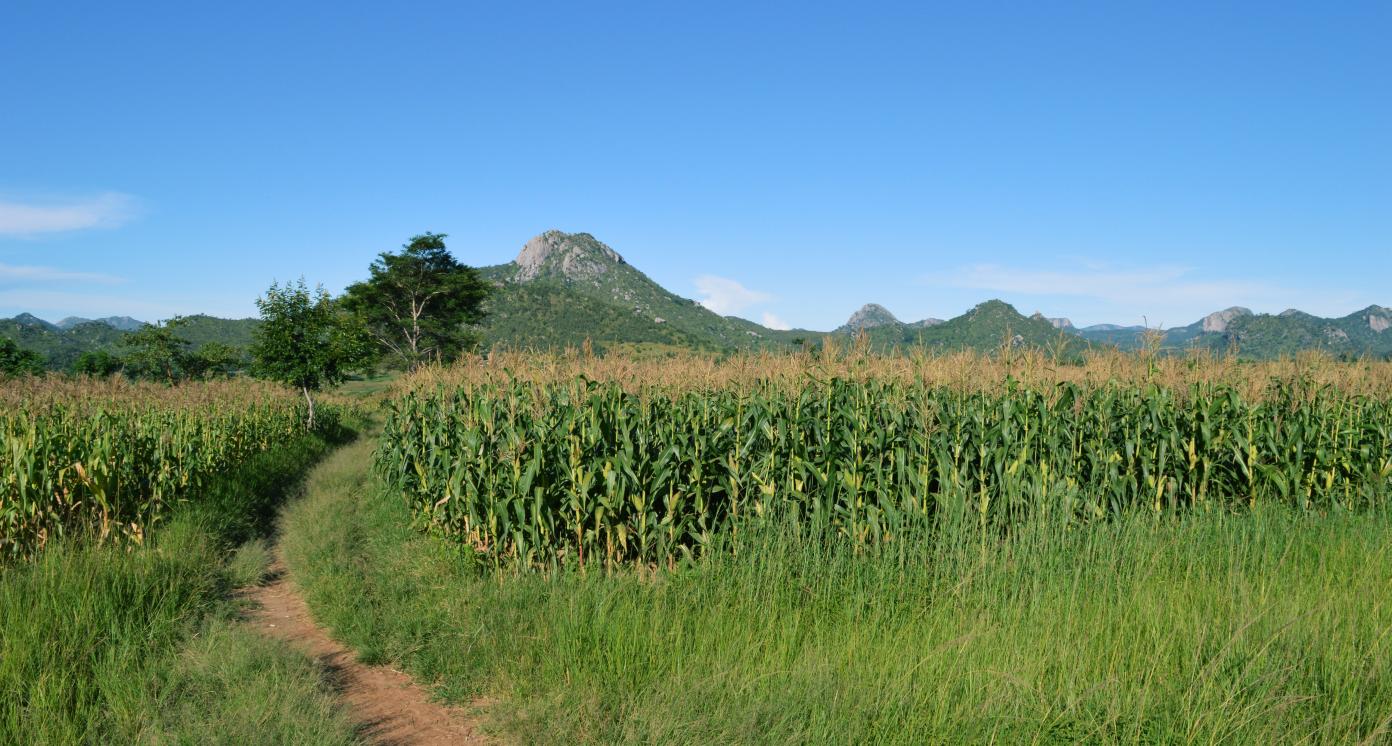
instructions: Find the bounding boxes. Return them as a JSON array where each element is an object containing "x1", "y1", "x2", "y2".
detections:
[{"x1": 246, "y1": 556, "x2": 489, "y2": 745}]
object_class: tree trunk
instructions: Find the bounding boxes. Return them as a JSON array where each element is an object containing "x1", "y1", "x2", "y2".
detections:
[{"x1": 302, "y1": 385, "x2": 316, "y2": 430}]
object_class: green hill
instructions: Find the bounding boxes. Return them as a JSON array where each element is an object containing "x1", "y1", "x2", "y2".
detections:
[
  {"x1": 0, "y1": 315, "x2": 128, "y2": 369},
  {"x1": 0, "y1": 314, "x2": 261, "y2": 370},
  {"x1": 172, "y1": 315, "x2": 260, "y2": 350},
  {"x1": 1204, "y1": 306, "x2": 1392, "y2": 359},
  {"x1": 1076, "y1": 305, "x2": 1392, "y2": 359},
  {"x1": 6, "y1": 230, "x2": 1387, "y2": 363},
  {"x1": 56, "y1": 315, "x2": 145, "y2": 332},
  {"x1": 910, "y1": 300, "x2": 1082, "y2": 353},
  {"x1": 826, "y1": 300, "x2": 1082, "y2": 355},
  {"x1": 476, "y1": 231, "x2": 804, "y2": 352}
]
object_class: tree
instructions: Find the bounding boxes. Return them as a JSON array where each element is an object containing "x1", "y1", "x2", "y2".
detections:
[
  {"x1": 121, "y1": 318, "x2": 193, "y2": 384},
  {"x1": 71, "y1": 350, "x2": 123, "y2": 378},
  {"x1": 0, "y1": 338, "x2": 44, "y2": 377},
  {"x1": 186, "y1": 342, "x2": 244, "y2": 379},
  {"x1": 341, "y1": 232, "x2": 490, "y2": 369},
  {"x1": 251, "y1": 279, "x2": 374, "y2": 429}
]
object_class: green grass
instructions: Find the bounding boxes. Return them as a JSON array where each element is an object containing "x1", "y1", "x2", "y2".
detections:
[
  {"x1": 0, "y1": 432, "x2": 359, "y2": 745},
  {"x1": 285, "y1": 438, "x2": 1392, "y2": 744}
]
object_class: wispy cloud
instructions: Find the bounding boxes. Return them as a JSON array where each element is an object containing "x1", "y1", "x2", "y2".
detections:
[
  {"x1": 694, "y1": 275, "x2": 772, "y2": 315},
  {"x1": 0, "y1": 193, "x2": 139, "y2": 235},
  {"x1": 923, "y1": 261, "x2": 1372, "y2": 327},
  {"x1": 761, "y1": 312, "x2": 791, "y2": 330},
  {"x1": 0, "y1": 290, "x2": 174, "y2": 320},
  {"x1": 0, "y1": 262, "x2": 124, "y2": 284},
  {"x1": 934, "y1": 263, "x2": 1275, "y2": 304}
]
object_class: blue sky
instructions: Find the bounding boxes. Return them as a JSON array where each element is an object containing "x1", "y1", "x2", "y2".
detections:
[{"x1": 2, "y1": 2, "x2": 1388, "y2": 330}]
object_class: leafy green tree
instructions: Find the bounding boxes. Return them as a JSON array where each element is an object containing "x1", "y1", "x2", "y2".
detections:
[
  {"x1": 0, "y1": 338, "x2": 44, "y2": 377},
  {"x1": 71, "y1": 350, "x2": 123, "y2": 378},
  {"x1": 121, "y1": 318, "x2": 193, "y2": 384},
  {"x1": 251, "y1": 279, "x2": 374, "y2": 428},
  {"x1": 187, "y1": 342, "x2": 244, "y2": 379},
  {"x1": 341, "y1": 232, "x2": 490, "y2": 369}
]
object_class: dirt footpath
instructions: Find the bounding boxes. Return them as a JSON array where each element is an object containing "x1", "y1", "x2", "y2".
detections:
[{"x1": 246, "y1": 556, "x2": 490, "y2": 745}]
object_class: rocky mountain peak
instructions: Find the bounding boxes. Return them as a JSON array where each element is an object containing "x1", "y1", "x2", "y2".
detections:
[
  {"x1": 513, "y1": 230, "x2": 626, "y2": 283},
  {"x1": 10, "y1": 313, "x2": 55, "y2": 329},
  {"x1": 1201, "y1": 306, "x2": 1253, "y2": 333},
  {"x1": 1030, "y1": 312, "x2": 1073, "y2": 329},
  {"x1": 842, "y1": 303, "x2": 901, "y2": 332},
  {"x1": 1366, "y1": 305, "x2": 1391, "y2": 333}
]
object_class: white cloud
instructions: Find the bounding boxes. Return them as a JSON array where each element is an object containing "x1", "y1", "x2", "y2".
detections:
[
  {"x1": 0, "y1": 193, "x2": 139, "y2": 235},
  {"x1": 0, "y1": 263, "x2": 124, "y2": 284},
  {"x1": 761, "y1": 312, "x2": 791, "y2": 330},
  {"x1": 694, "y1": 275, "x2": 771, "y2": 315}
]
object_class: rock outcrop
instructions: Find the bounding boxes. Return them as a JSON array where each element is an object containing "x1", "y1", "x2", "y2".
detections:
[
  {"x1": 841, "y1": 304, "x2": 901, "y2": 332},
  {"x1": 1201, "y1": 307, "x2": 1253, "y2": 333},
  {"x1": 1365, "y1": 306, "x2": 1391, "y2": 333},
  {"x1": 513, "y1": 231, "x2": 625, "y2": 283}
]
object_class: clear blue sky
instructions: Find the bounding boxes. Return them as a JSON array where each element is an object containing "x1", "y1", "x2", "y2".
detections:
[{"x1": 2, "y1": 1, "x2": 1388, "y2": 330}]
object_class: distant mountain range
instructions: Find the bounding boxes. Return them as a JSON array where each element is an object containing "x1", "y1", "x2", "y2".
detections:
[
  {"x1": 0, "y1": 314, "x2": 259, "y2": 369},
  {"x1": 472, "y1": 232, "x2": 1391, "y2": 359},
  {"x1": 4, "y1": 230, "x2": 1390, "y2": 366},
  {"x1": 56, "y1": 315, "x2": 146, "y2": 332},
  {"x1": 1072, "y1": 305, "x2": 1392, "y2": 358}
]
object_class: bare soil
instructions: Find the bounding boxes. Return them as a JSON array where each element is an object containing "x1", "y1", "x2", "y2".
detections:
[{"x1": 246, "y1": 557, "x2": 490, "y2": 745}]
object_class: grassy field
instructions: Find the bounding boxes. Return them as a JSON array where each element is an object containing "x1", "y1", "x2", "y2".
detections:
[
  {"x1": 285, "y1": 445, "x2": 1392, "y2": 743},
  {"x1": 279, "y1": 351, "x2": 1392, "y2": 743},
  {"x1": 0, "y1": 377, "x2": 360, "y2": 744},
  {"x1": 5, "y1": 351, "x2": 1391, "y2": 743}
]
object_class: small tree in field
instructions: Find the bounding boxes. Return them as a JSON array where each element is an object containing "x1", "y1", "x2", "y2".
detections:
[
  {"x1": 0, "y1": 338, "x2": 44, "y2": 378},
  {"x1": 122, "y1": 318, "x2": 192, "y2": 384},
  {"x1": 251, "y1": 279, "x2": 374, "y2": 429},
  {"x1": 341, "y1": 232, "x2": 490, "y2": 370}
]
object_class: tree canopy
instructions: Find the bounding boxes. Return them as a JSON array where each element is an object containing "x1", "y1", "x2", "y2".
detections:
[
  {"x1": 120, "y1": 318, "x2": 194, "y2": 384},
  {"x1": 250, "y1": 279, "x2": 374, "y2": 428},
  {"x1": 341, "y1": 232, "x2": 490, "y2": 369},
  {"x1": 0, "y1": 338, "x2": 44, "y2": 378}
]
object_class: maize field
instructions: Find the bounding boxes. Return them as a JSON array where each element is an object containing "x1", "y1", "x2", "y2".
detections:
[
  {"x1": 0, "y1": 377, "x2": 340, "y2": 559},
  {"x1": 380, "y1": 352, "x2": 1392, "y2": 567}
]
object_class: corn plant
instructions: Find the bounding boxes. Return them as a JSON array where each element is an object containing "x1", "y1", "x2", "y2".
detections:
[
  {"x1": 0, "y1": 377, "x2": 341, "y2": 559},
  {"x1": 378, "y1": 372, "x2": 1392, "y2": 569}
]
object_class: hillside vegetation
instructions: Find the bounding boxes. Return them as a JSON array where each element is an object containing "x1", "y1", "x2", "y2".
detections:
[
  {"x1": 5, "y1": 232, "x2": 1389, "y2": 364},
  {"x1": 0, "y1": 313, "x2": 259, "y2": 370},
  {"x1": 1078, "y1": 305, "x2": 1392, "y2": 359},
  {"x1": 477, "y1": 231, "x2": 806, "y2": 352}
]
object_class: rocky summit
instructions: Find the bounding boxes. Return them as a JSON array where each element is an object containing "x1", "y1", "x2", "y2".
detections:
[
  {"x1": 1201, "y1": 307, "x2": 1253, "y2": 333},
  {"x1": 513, "y1": 231, "x2": 625, "y2": 283},
  {"x1": 840, "y1": 304, "x2": 901, "y2": 333},
  {"x1": 1363, "y1": 306, "x2": 1391, "y2": 333},
  {"x1": 1030, "y1": 312, "x2": 1073, "y2": 330}
]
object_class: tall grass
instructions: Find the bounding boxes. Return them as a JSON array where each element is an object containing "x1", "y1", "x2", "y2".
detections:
[
  {"x1": 0, "y1": 419, "x2": 357, "y2": 744},
  {"x1": 280, "y1": 352, "x2": 1392, "y2": 742},
  {"x1": 285, "y1": 449, "x2": 1392, "y2": 743}
]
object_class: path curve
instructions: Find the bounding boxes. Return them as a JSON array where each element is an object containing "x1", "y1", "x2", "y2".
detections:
[{"x1": 246, "y1": 556, "x2": 489, "y2": 745}]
